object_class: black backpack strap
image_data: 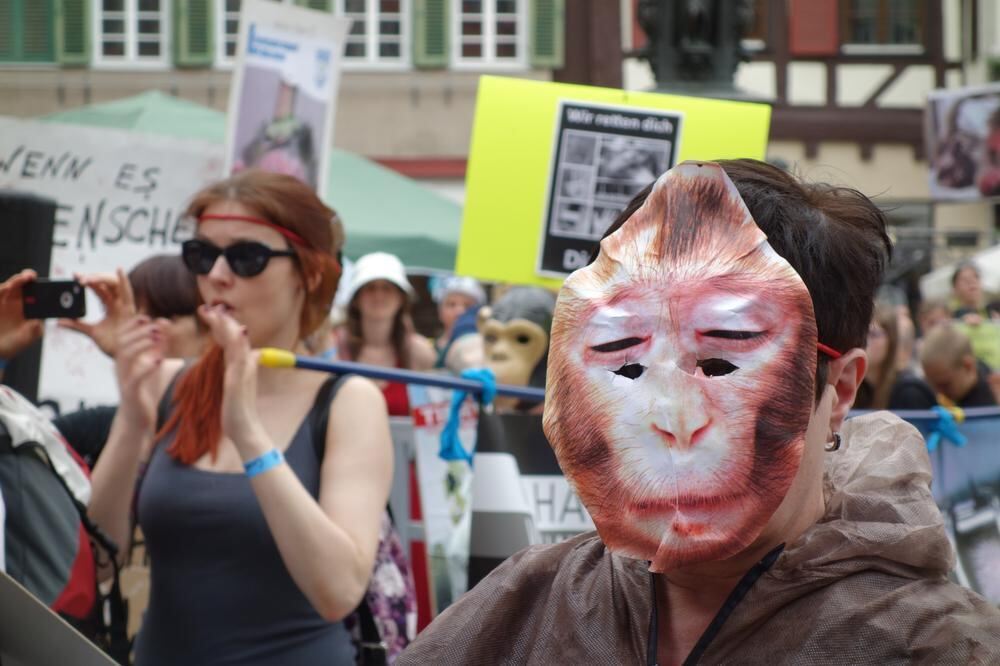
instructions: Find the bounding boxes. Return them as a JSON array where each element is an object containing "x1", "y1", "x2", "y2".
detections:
[
  {"x1": 156, "y1": 365, "x2": 187, "y2": 433},
  {"x1": 309, "y1": 374, "x2": 349, "y2": 465}
]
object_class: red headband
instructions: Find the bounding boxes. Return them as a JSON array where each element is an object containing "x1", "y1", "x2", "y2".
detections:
[
  {"x1": 817, "y1": 342, "x2": 842, "y2": 359},
  {"x1": 197, "y1": 214, "x2": 307, "y2": 247}
]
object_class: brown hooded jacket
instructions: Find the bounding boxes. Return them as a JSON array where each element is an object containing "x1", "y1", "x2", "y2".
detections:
[{"x1": 398, "y1": 412, "x2": 1000, "y2": 664}]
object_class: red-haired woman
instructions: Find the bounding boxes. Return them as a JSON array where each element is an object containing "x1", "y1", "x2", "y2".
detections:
[{"x1": 87, "y1": 170, "x2": 393, "y2": 665}]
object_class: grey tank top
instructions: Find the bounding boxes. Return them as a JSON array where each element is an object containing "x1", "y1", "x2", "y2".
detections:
[{"x1": 134, "y1": 379, "x2": 355, "y2": 665}]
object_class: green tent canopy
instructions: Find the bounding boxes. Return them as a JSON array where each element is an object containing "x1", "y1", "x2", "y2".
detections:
[{"x1": 42, "y1": 91, "x2": 461, "y2": 272}]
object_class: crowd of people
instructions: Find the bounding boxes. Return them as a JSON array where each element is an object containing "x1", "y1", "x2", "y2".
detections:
[
  {"x1": 1, "y1": 161, "x2": 999, "y2": 664},
  {"x1": 855, "y1": 260, "x2": 1000, "y2": 411}
]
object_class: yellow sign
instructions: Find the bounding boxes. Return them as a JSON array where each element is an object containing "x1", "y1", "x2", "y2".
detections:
[{"x1": 456, "y1": 76, "x2": 772, "y2": 288}]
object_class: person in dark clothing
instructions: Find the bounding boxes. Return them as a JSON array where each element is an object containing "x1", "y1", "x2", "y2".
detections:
[
  {"x1": 53, "y1": 406, "x2": 117, "y2": 469},
  {"x1": 854, "y1": 303, "x2": 937, "y2": 411},
  {"x1": 53, "y1": 255, "x2": 209, "y2": 465},
  {"x1": 399, "y1": 159, "x2": 1000, "y2": 665},
  {"x1": 920, "y1": 323, "x2": 999, "y2": 407}
]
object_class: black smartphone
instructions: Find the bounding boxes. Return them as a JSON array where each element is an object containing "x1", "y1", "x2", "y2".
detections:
[{"x1": 22, "y1": 279, "x2": 86, "y2": 319}]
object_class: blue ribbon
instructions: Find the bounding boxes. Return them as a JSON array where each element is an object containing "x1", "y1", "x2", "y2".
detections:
[
  {"x1": 925, "y1": 405, "x2": 968, "y2": 452},
  {"x1": 439, "y1": 368, "x2": 497, "y2": 464}
]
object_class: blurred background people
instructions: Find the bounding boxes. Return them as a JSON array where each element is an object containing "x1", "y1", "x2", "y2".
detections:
[
  {"x1": 949, "y1": 262, "x2": 1000, "y2": 370},
  {"x1": 337, "y1": 252, "x2": 434, "y2": 416},
  {"x1": 918, "y1": 298, "x2": 952, "y2": 336},
  {"x1": 431, "y1": 275, "x2": 486, "y2": 373},
  {"x1": 854, "y1": 303, "x2": 936, "y2": 410},
  {"x1": 920, "y1": 323, "x2": 999, "y2": 407},
  {"x1": 895, "y1": 309, "x2": 918, "y2": 373},
  {"x1": 952, "y1": 261, "x2": 989, "y2": 318}
]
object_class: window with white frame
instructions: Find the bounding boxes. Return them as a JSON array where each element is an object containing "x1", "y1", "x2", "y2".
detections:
[
  {"x1": 215, "y1": 0, "x2": 242, "y2": 65},
  {"x1": 94, "y1": 0, "x2": 169, "y2": 66},
  {"x1": 340, "y1": 0, "x2": 408, "y2": 65},
  {"x1": 453, "y1": 0, "x2": 526, "y2": 67},
  {"x1": 215, "y1": 0, "x2": 408, "y2": 68},
  {"x1": 841, "y1": 0, "x2": 924, "y2": 51}
]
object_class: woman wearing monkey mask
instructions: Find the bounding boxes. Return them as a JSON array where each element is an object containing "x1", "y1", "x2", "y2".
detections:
[{"x1": 398, "y1": 160, "x2": 1000, "y2": 664}]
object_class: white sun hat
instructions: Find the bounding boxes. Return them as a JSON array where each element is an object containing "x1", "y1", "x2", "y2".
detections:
[
  {"x1": 344, "y1": 252, "x2": 416, "y2": 304},
  {"x1": 432, "y1": 275, "x2": 487, "y2": 305}
]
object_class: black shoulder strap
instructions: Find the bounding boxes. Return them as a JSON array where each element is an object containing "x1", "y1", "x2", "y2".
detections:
[
  {"x1": 156, "y1": 366, "x2": 188, "y2": 433},
  {"x1": 309, "y1": 374, "x2": 349, "y2": 465},
  {"x1": 308, "y1": 373, "x2": 389, "y2": 664}
]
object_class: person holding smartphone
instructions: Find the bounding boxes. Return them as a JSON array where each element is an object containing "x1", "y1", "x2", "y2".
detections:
[
  {"x1": 0, "y1": 269, "x2": 46, "y2": 384},
  {"x1": 87, "y1": 169, "x2": 393, "y2": 665}
]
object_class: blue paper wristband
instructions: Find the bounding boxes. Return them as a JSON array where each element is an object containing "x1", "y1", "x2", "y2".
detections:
[{"x1": 244, "y1": 449, "x2": 284, "y2": 478}]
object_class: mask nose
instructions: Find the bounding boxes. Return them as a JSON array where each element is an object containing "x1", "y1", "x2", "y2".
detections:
[
  {"x1": 489, "y1": 338, "x2": 511, "y2": 361},
  {"x1": 648, "y1": 361, "x2": 712, "y2": 450}
]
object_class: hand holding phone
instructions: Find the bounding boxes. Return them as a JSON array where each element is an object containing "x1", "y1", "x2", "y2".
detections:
[
  {"x1": 22, "y1": 279, "x2": 87, "y2": 320},
  {"x1": 0, "y1": 269, "x2": 45, "y2": 360}
]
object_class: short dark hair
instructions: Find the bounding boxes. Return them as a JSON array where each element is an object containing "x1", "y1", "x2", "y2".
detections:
[
  {"x1": 593, "y1": 159, "x2": 892, "y2": 400},
  {"x1": 951, "y1": 260, "x2": 980, "y2": 287},
  {"x1": 129, "y1": 254, "x2": 200, "y2": 319}
]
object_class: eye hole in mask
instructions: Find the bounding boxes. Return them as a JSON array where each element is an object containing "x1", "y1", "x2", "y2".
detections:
[
  {"x1": 696, "y1": 358, "x2": 738, "y2": 377},
  {"x1": 701, "y1": 330, "x2": 764, "y2": 341},
  {"x1": 613, "y1": 363, "x2": 646, "y2": 380},
  {"x1": 590, "y1": 337, "x2": 646, "y2": 353}
]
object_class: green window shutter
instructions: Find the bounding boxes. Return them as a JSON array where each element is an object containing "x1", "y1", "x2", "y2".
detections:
[
  {"x1": 23, "y1": 0, "x2": 55, "y2": 61},
  {"x1": 0, "y1": 0, "x2": 56, "y2": 63},
  {"x1": 56, "y1": 0, "x2": 90, "y2": 66},
  {"x1": 0, "y1": 0, "x2": 15, "y2": 61},
  {"x1": 174, "y1": 0, "x2": 214, "y2": 67},
  {"x1": 294, "y1": 0, "x2": 332, "y2": 10},
  {"x1": 529, "y1": 0, "x2": 563, "y2": 69},
  {"x1": 413, "y1": 0, "x2": 448, "y2": 68}
]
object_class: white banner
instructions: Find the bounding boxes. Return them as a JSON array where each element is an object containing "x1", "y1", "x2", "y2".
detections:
[
  {"x1": 408, "y1": 385, "x2": 476, "y2": 615},
  {"x1": 224, "y1": 0, "x2": 348, "y2": 193},
  {"x1": 0, "y1": 116, "x2": 223, "y2": 413}
]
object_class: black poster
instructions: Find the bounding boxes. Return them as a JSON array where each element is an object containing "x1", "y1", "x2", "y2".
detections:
[{"x1": 537, "y1": 101, "x2": 683, "y2": 277}]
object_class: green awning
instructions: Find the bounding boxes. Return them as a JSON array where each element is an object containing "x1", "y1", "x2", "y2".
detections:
[{"x1": 42, "y1": 91, "x2": 461, "y2": 272}]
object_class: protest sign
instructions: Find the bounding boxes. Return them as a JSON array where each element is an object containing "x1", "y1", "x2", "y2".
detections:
[
  {"x1": 456, "y1": 76, "x2": 771, "y2": 286},
  {"x1": 0, "y1": 116, "x2": 222, "y2": 413},
  {"x1": 408, "y1": 385, "x2": 477, "y2": 615},
  {"x1": 925, "y1": 82, "x2": 1000, "y2": 201},
  {"x1": 224, "y1": 0, "x2": 349, "y2": 193},
  {"x1": 538, "y1": 101, "x2": 682, "y2": 276}
]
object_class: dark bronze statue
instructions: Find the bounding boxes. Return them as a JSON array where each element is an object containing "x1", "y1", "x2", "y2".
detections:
[{"x1": 633, "y1": 0, "x2": 754, "y2": 92}]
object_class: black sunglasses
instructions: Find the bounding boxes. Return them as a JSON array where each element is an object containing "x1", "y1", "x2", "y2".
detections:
[{"x1": 181, "y1": 239, "x2": 297, "y2": 278}]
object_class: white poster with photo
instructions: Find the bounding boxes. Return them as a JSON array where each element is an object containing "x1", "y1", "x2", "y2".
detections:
[
  {"x1": 224, "y1": 0, "x2": 348, "y2": 193},
  {"x1": 537, "y1": 101, "x2": 683, "y2": 276},
  {"x1": 408, "y1": 384, "x2": 477, "y2": 615},
  {"x1": 926, "y1": 82, "x2": 1000, "y2": 201},
  {"x1": 0, "y1": 117, "x2": 223, "y2": 413}
]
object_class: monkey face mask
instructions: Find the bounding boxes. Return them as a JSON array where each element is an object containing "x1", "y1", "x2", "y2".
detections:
[{"x1": 543, "y1": 162, "x2": 820, "y2": 572}]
